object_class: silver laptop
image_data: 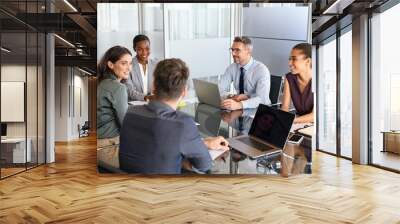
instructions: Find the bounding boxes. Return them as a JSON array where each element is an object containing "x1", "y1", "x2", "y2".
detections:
[
  {"x1": 193, "y1": 79, "x2": 222, "y2": 108},
  {"x1": 228, "y1": 104, "x2": 295, "y2": 158}
]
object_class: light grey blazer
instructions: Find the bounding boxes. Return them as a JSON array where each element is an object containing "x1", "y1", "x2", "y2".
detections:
[{"x1": 124, "y1": 57, "x2": 158, "y2": 101}]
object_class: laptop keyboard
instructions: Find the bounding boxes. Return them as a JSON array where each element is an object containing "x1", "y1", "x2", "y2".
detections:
[{"x1": 238, "y1": 138, "x2": 274, "y2": 151}]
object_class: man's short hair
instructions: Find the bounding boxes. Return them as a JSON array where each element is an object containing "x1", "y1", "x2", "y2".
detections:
[
  {"x1": 233, "y1": 36, "x2": 253, "y2": 51},
  {"x1": 133, "y1": 34, "x2": 150, "y2": 50},
  {"x1": 153, "y1": 58, "x2": 189, "y2": 100}
]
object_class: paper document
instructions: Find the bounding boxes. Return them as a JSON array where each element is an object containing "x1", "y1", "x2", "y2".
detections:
[
  {"x1": 209, "y1": 148, "x2": 229, "y2": 160},
  {"x1": 290, "y1": 123, "x2": 313, "y2": 133},
  {"x1": 297, "y1": 126, "x2": 314, "y2": 137},
  {"x1": 128, "y1": 101, "x2": 148, "y2": 106}
]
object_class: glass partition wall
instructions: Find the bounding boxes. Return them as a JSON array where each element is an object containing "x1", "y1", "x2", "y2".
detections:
[
  {"x1": 316, "y1": 26, "x2": 353, "y2": 159},
  {"x1": 370, "y1": 2, "x2": 400, "y2": 171},
  {"x1": 317, "y1": 35, "x2": 337, "y2": 155},
  {"x1": 0, "y1": 1, "x2": 46, "y2": 179}
]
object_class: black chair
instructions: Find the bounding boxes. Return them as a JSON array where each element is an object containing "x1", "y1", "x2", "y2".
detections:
[
  {"x1": 269, "y1": 75, "x2": 284, "y2": 107},
  {"x1": 78, "y1": 121, "x2": 90, "y2": 138}
]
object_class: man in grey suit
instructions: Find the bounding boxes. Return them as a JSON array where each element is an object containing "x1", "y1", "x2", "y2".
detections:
[
  {"x1": 124, "y1": 34, "x2": 158, "y2": 101},
  {"x1": 120, "y1": 58, "x2": 229, "y2": 174},
  {"x1": 219, "y1": 36, "x2": 271, "y2": 110}
]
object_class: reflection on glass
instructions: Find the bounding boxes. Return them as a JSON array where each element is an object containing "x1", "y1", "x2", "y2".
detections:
[
  {"x1": 1, "y1": 31, "x2": 27, "y2": 177},
  {"x1": 318, "y1": 37, "x2": 337, "y2": 154},
  {"x1": 340, "y1": 29, "x2": 352, "y2": 158},
  {"x1": 143, "y1": 3, "x2": 164, "y2": 60},
  {"x1": 97, "y1": 3, "x2": 139, "y2": 60},
  {"x1": 165, "y1": 3, "x2": 231, "y2": 79},
  {"x1": 371, "y1": 3, "x2": 400, "y2": 171}
]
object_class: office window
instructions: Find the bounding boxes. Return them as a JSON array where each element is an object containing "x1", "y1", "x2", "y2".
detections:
[
  {"x1": 164, "y1": 3, "x2": 231, "y2": 80},
  {"x1": 370, "y1": 3, "x2": 400, "y2": 171},
  {"x1": 317, "y1": 36, "x2": 337, "y2": 154},
  {"x1": 339, "y1": 28, "x2": 352, "y2": 158},
  {"x1": 143, "y1": 3, "x2": 164, "y2": 60},
  {"x1": 97, "y1": 3, "x2": 139, "y2": 59}
]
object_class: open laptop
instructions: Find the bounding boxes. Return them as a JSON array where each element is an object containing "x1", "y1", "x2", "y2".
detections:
[
  {"x1": 192, "y1": 79, "x2": 222, "y2": 108},
  {"x1": 228, "y1": 104, "x2": 295, "y2": 158}
]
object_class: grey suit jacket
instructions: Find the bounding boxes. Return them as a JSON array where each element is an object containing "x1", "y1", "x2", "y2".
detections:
[{"x1": 124, "y1": 57, "x2": 158, "y2": 101}]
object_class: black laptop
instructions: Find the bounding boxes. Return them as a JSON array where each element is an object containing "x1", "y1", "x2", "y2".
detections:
[{"x1": 227, "y1": 104, "x2": 295, "y2": 158}]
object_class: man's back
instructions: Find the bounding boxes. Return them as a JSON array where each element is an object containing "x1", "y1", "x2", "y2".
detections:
[{"x1": 119, "y1": 100, "x2": 212, "y2": 174}]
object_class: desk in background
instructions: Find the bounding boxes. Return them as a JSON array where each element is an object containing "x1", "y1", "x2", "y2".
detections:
[
  {"x1": 1, "y1": 138, "x2": 32, "y2": 164},
  {"x1": 382, "y1": 131, "x2": 400, "y2": 154}
]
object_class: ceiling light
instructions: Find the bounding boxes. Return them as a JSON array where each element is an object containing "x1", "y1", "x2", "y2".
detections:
[
  {"x1": 54, "y1": 34, "x2": 75, "y2": 48},
  {"x1": 63, "y1": 0, "x2": 78, "y2": 12},
  {"x1": 1, "y1": 47, "x2": 11, "y2": 53},
  {"x1": 322, "y1": 0, "x2": 355, "y2": 15},
  {"x1": 78, "y1": 67, "x2": 92, "y2": 76}
]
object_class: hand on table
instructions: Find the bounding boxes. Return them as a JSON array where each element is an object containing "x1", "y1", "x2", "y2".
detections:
[
  {"x1": 221, "y1": 99, "x2": 243, "y2": 110},
  {"x1": 203, "y1": 136, "x2": 229, "y2": 151},
  {"x1": 230, "y1": 94, "x2": 248, "y2": 102}
]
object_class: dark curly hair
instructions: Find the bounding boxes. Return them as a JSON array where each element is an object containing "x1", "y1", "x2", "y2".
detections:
[{"x1": 133, "y1": 34, "x2": 150, "y2": 51}]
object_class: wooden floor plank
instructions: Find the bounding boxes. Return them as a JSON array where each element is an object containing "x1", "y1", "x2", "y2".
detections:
[{"x1": 0, "y1": 135, "x2": 400, "y2": 223}]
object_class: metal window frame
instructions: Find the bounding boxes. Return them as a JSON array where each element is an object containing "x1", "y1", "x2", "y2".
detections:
[
  {"x1": 315, "y1": 21, "x2": 353, "y2": 161},
  {"x1": 368, "y1": 0, "x2": 400, "y2": 172},
  {"x1": 0, "y1": 0, "x2": 47, "y2": 180}
]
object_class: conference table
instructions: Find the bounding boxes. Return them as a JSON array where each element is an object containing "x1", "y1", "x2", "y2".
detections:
[{"x1": 178, "y1": 102, "x2": 312, "y2": 176}]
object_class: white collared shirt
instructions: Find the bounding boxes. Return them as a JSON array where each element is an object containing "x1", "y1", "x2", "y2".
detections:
[
  {"x1": 138, "y1": 63, "x2": 148, "y2": 95},
  {"x1": 218, "y1": 57, "x2": 271, "y2": 108}
]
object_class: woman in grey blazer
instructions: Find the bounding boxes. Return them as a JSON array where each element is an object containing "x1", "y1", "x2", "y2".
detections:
[
  {"x1": 124, "y1": 34, "x2": 158, "y2": 101},
  {"x1": 97, "y1": 46, "x2": 132, "y2": 170}
]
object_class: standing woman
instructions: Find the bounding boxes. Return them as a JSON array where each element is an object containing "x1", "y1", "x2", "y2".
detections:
[
  {"x1": 281, "y1": 43, "x2": 313, "y2": 124},
  {"x1": 97, "y1": 46, "x2": 132, "y2": 170}
]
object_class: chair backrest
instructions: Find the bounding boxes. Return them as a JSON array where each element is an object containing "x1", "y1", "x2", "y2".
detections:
[
  {"x1": 269, "y1": 75, "x2": 283, "y2": 105},
  {"x1": 119, "y1": 110, "x2": 185, "y2": 174},
  {"x1": 82, "y1": 121, "x2": 90, "y2": 129}
]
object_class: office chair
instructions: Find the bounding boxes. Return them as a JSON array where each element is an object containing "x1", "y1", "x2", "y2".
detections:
[
  {"x1": 78, "y1": 121, "x2": 90, "y2": 138},
  {"x1": 269, "y1": 75, "x2": 284, "y2": 108}
]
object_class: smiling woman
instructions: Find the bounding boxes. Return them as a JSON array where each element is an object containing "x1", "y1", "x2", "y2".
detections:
[
  {"x1": 96, "y1": 46, "x2": 132, "y2": 170},
  {"x1": 281, "y1": 43, "x2": 313, "y2": 124}
]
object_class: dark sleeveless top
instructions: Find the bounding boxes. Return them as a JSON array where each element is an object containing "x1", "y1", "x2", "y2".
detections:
[{"x1": 285, "y1": 73, "x2": 313, "y2": 116}]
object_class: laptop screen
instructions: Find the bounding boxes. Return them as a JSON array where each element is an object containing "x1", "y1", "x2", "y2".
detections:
[{"x1": 248, "y1": 104, "x2": 295, "y2": 149}]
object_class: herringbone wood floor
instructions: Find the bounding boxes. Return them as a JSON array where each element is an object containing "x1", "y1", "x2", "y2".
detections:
[{"x1": 1, "y1": 135, "x2": 400, "y2": 224}]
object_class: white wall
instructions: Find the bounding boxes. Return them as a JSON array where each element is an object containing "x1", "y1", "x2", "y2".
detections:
[{"x1": 54, "y1": 67, "x2": 89, "y2": 141}]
